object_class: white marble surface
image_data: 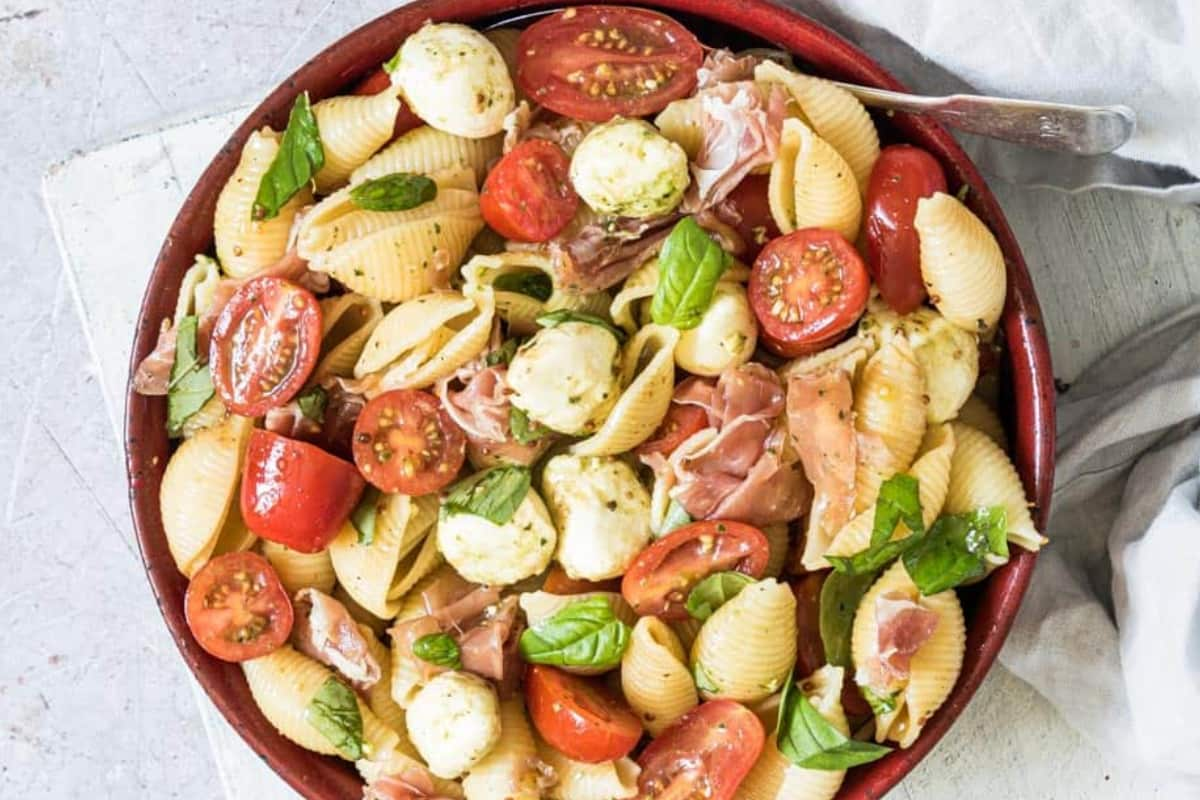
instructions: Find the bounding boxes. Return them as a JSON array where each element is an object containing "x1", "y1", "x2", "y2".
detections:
[{"x1": 4, "y1": 1, "x2": 1199, "y2": 798}]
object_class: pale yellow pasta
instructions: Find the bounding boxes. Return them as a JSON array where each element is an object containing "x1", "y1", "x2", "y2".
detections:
[
  {"x1": 737, "y1": 665, "x2": 849, "y2": 800},
  {"x1": 329, "y1": 493, "x2": 440, "y2": 618},
  {"x1": 853, "y1": 337, "x2": 928, "y2": 513},
  {"x1": 755, "y1": 61, "x2": 879, "y2": 191},
  {"x1": 538, "y1": 739, "x2": 640, "y2": 800},
  {"x1": 180, "y1": 396, "x2": 227, "y2": 439},
  {"x1": 359, "y1": 624, "x2": 419, "y2": 760},
  {"x1": 778, "y1": 334, "x2": 871, "y2": 384},
  {"x1": 850, "y1": 561, "x2": 965, "y2": 748},
  {"x1": 160, "y1": 414, "x2": 254, "y2": 577},
  {"x1": 335, "y1": 584, "x2": 390, "y2": 637},
  {"x1": 312, "y1": 85, "x2": 403, "y2": 193},
  {"x1": 213, "y1": 128, "x2": 310, "y2": 278},
  {"x1": 173, "y1": 255, "x2": 222, "y2": 323},
  {"x1": 207, "y1": 495, "x2": 257, "y2": 560},
  {"x1": 312, "y1": 293, "x2": 384, "y2": 381},
  {"x1": 946, "y1": 423, "x2": 1045, "y2": 551},
  {"x1": 955, "y1": 394, "x2": 1007, "y2": 450},
  {"x1": 915, "y1": 192, "x2": 1007, "y2": 333},
  {"x1": 260, "y1": 541, "x2": 336, "y2": 596},
  {"x1": 762, "y1": 523, "x2": 790, "y2": 578},
  {"x1": 653, "y1": 97, "x2": 704, "y2": 159},
  {"x1": 351, "y1": 125, "x2": 502, "y2": 187},
  {"x1": 570, "y1": 324, "x2": 680, "y2": 456},
  {"x1": 356, "y1": 292, "x2": 474, "y2": 375},
  {"x1": 462, "y1": 251, "x2": 609, "y2": 333},
  {"x1": 621, "y1": 617, "x2": 698, "y2": 736},
  {"x1": 769, "y1": 118, "x2": 861, "y2": 240},
  {"x1": 463, "y1": 696, "x2": 540, "y2": 800},
  {"x1": 358, "y1": 752, "x2": 465, "y2": 799},
  {"x1": 691, "y1": 579, "x2": 797, "y2": 703}
]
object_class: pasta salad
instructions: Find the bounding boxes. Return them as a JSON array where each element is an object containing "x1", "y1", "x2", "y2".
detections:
[{"x1": 134, "y1": 6, "x2": 1046, "y2": 799}]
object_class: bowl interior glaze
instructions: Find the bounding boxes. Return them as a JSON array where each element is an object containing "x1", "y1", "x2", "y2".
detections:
[{"x1": 125, "y1": 2, "x2": 1055, "y2": 797}]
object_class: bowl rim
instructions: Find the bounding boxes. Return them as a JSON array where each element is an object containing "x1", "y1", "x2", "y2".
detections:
[{"x1": 124, "y1": 1, "x2": 1055, "y2": 797}]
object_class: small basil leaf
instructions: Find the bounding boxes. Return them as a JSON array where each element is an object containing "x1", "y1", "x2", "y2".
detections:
[
  {"x1": 649, "y1": 216, "x2": 732, "y2": 330},
  {"x1": 536, "y1": 309, "x2": 627, "y2": 344},
  {"x1": 383, "y1": 48, "x2": 402, "y2": 75},
  {"x1": 166, "y1": 315, "x2": 214, "y2": 437},
  {"x1": 686, "y1": 572, "x2": 755, "y2": 621},
  {"x1": 350, "y1": 172, "x2": 437, "y2": 212},
  {"x1": 509, "y1": 406, "x2": 549, "y2": 445},
  {"x1": 351, "y1": 487, "x2": 382, "y2": 545},
  {"x1": 902, "y1": 507, "x2": 1008, "y2": 595},
  {"x1": 412, "y1": 633, "x2": 462, "y2": 669},
  {"x1": 519, "y1": 596, "x2": 631, "y2": 669},
  {"x1": 493, "y1": 271, "x2": 553, "y2": 302},
  {"x1": 658, "y1": 499, "x2": 693, "y2": 537},
  {"x1": 693, "y1": 661, "x2": 720, "y2": 695},
  {"x1": 296, "y1": 385, "x2": 327, "y2": 422},
  {"x1": 441, "y1": 465, "x2": 531, "y2": 526},
  {"x1": 860, "y1": 685, "x2": 899, "y2": 716},
  {"x1": 253, "y1": 92, "x2": 324, "y2": 221},
  {"x1": 777, "y1": 675, "x2": 892, "y2": 770},
  {"x1": 306, "y1": 677, "x2": 364, "y2": 759},
  {"x1": 827, "y1": 474, "x2": 924, "y2": 575},
  {"x1": 486, "y1": 337, "x2": 522, "y2": 367},
  {"x1": 818, "y1": 570, "x2": 876, "y2": 668}
]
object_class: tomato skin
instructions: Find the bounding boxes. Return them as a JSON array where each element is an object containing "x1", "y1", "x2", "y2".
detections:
[
  {"x1": 209, "y1": 277, "x2": 323, "y2": 417},
  {"x1": 748, "y1": 229, "x2": 870, "y2": 358},
  {"x1": 185, "y1": 552, "x2": 294, "y2": 662},
  {"x1": 525, "y1": 666, "x2": 642, "y2": 764},
  {"x1": 864, "y1": 145, "x2": 948, "y2": 314},
  {"x1": 516, "y1": 6, "x2": 703, "y2": 122},
  {"x1": 636, "y1": 700, "x2": 765, "y2": 800},
  {"x1": 622, "y1": 521, "x2": 770, "y2": 621},
  {"x1": 352, "y1": 389, "x2": 466, "y2": 495},
  {"x1": 351, "y1": 68, "x2": 423, "y2": 139},
  {"x1": 719, "y1": 174, "x2": 781, "y2": 260},
  {"x1": 480, "y1": 139, "x2": 579, "y2": 242},
  {"x1": 635, "y1": 402, "x2": 708, "y2": 459},
  {"x1": 542, "y1": 565, "x2": 621, "y2": 595},
  {"x1": 241, "y1": 430, "x2": 366, "y2": 553}
]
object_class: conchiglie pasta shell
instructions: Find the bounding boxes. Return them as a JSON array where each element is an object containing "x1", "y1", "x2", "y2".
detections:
[
  {"x1": 621, "y1": 617, "x2": 698, "y2": 736},
  {"x1": 954, "y1": 395, "x2": 1007, "y2": 450},
  {"x1": 778, "y1": 334, "x2": 872, "y2": 384},
  {"x1": 653, "y1": 97, "x2": 705, "y2": 160},
  {"x1": 356, "y1": 291, "x2": 476, "y2": 377},
  {"x1": 462, "y1": 251, "x2": 608, "y2": 334},
  {"x1": 946, "y1": 422, "x2": 1044, "y2": 551},
  {"x1": 691, "y1": 579, "x2": 797, "y2": 703},
  {"x1": 359, "y1": 624, "x2": 420, "y2": 760},
  {"x1": 351, "y1": 125, "x2": 502, "y2": 187},
  {"x1": 313, "y1": 294, "x2": 384, "y2": 381},
  {"x1": 174, "y1": 255, "x2": 222, "y2": 322},
  {"x1": 769, "y1": 118, "x2": 861, "y2": 240},
  {"x1": 260, "y1": 541, "x2": 336, "y2": 596},
  {"x1": 214, "y1": 128, "x2": 310, "y2": 278},
  {"x1": 334, "y1": 584, "x2": 390, "y2": 637},
  {"x1": 160, "y1": 414, "x2": 254, "y2": 576},
  {"x1": 609, "y1": 258, "x2": 660, "y2": 334},
  {"x1": 312, "y1": 87, "x2": 403, "y2": 193},
  {"x1": 853, "y1": 337, "x2": 928, "y2": 512},
  {"x1": 388, "y1": 566, "x2": 460, "y2": 709},
  {"x1": 180, "y1": 395, "x2": 227, "y2": 439},
  {"x1": 358, "y1": 752, "x2": 465, "y2": 800},
  {"x1": 570, "y1": 324, "x2": 680, "y2": 456},
  {"x1": 209, "y1": 494, "x2": 258, "y2": 559},
  {"x1": 463, "y1": 696, "x2": 540, "y2": 800},
  {"x1": 915, "y1": 192, "x2": 1007, "y2": 333},
  {"x1": 537, "y1": 739, "x2": 640, "y2": 800}
]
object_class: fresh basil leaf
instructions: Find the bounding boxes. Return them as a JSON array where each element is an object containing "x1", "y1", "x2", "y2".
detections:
[
  {"x1": 253, "y1": 92, "x2": 324, "y2": 221},
  {"x1": 412, "y1": 633, "x2": 462, "y2": 669},
  {"x1": 383, "y1": 48, "x2": 402, "y2": 75},
  {"x1": 649, "y1": 216, "x2": 732, "y2": 330},
  {"x1": 486, "y1": 337, "x2": 522, "y2": 367},
  {"x1": 519, "y1": 596, "x2": 631, "y2": 669},
  {"x1": 826, "y1": 474, "x2": 924, "y2": 575},
  {"x1": 351, "y1": 487, "x2": 382, "y2": 545},
  {"x1": 860, "y1": 685, "x2": 899, "y2": 716},
  {"x1": 350, "y1": 172, "x2": 437, "y2": 212},
  {"x1": 777, "y1": 675, "x2": 892, "y2": 770},
  {"x1": 296, "y1": 385, "x2": 327, "y2": 422},
  {"x1": 166, "y1": 315, "x2": 214, "y2": 437},
  {"x1": 509, "y1": 406, "x2": 549, "y2": 445},
  {"x1": 536, "y1": 309, "x2": 627, "y2": 344},
  {"x1": 306, "y1": 677, "x2": 364, "y2": 759},
  {"x1": 686, "y1": 572, "x2": 755, "y2": 621},
  {"x1": 902, "y1": 507, "x2": 1008, "y2": 595},
  {"x1": 818, "y1": 571, "x2": 876, "y2": 668},
  {"x1": 493, "y1": 271, "x2": 553, "y2": 302},
  {"x1": 441, "y1": 465, "x2": 531, "y2": 526},
  {"x1": 693, "y1": 661, "x2": 720, "y2": 695},
  {"x1": 658, "y1": 499, "x2": 692, "y2": 537}
]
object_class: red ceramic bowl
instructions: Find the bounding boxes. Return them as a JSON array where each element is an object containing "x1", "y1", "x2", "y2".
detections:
[{"x1": 125, "y1": 1, "x2": 1055, "y2": 797}]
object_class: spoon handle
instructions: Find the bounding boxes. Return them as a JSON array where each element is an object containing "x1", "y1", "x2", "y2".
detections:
[{"x1": 832, "y1": 82, "x2": 1136, "y2": 156}]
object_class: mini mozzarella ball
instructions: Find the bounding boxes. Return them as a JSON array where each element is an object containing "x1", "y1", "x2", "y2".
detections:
[
  {"x1": 541, "y1": 455, "x2": 652, "y2": 581},
  {"x1": 507, "y1": 322, "x2": 621, "y2": 435},
  {"x1": 391, "y1": 23, "x2": 514, "y2": 138},
  {"x1": 675, "y1": 283, "x2": 758, "y2": 377},
  {"x1": 437, "y1": 489, "x2": 557, "y2": 585},
  {"x1": 406, "y1": 671, "x2": 501, "y2": 779},
  {"x1": 570, "y1": 118, "x2": 690, "y2": 218}
]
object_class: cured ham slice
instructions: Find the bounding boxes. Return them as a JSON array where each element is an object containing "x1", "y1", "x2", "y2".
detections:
[
  {"x1": 291, "y1": 588, "x2": 381, "y2": 690},
  {"x1": 865, "y1": 591, "x2": 940, "y2": 690}
]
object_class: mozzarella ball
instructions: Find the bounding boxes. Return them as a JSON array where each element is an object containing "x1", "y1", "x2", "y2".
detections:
[
  {"x1": 437, "y1": 489, "x2": 557, "y2": 585},
  {"x1": 406, "y1": 671, "x2": 501, "y2": 778},
  {"x1": 391, "y1": 23, "x2": 514, "y2": 138},
  {"x1": 541, "y1": 455, "x2": 653, "y2": 581},
  {"x1": 507, "y1": 322, "x2": 621, "y2": 435},
  {"x1": 570, "y1": 118, "x2": 690, "y2": 218},
  {"x1": 675, "y1": 283, "x2": 758, "y2": 376}
]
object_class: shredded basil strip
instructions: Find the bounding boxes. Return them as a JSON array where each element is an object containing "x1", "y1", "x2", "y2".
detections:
[
  {"x1": 826, "y1": 474, "x2": 924, "y2": 575},
  {"x1": 493, "y1": 271, "x2": 553, "y2": 302},
  {"x1": 351, "y1": 487, "x2": 382, "y2": 545},
  {"x1": 349, "y1": 172, "x2": 437, "y2": 212},
  {"x1": 818, "y1": 570, "x2": 877, "y2": 668},
  {"x1": 412, "y1": 633, "x2": 462, "y2": 669},
  {"x1": 306, "y1": 678, "x2": 364, "y2": 759},
  {"x1": 166, "y1": 315, "x2": 214, "y2": 437},
  {"x1": 902, "y1": 507, "x2": 1008, "y2": 594},
  {"x1": 509, "y1": 406, "x2": 549, "y2": 445},
  {"x1": 536, "y1": 309, "x2": 627, "y2": 344},
  {"x1": 686, "y1": 572, "x2": 755, "y2": 621},
  {"x1": 296, "y1": 385, "x2": 327, "y2": 421},
  {"x1": 383, "y1": 48, "x2": 402, "y2": 75},
  {"x1": 693, "y1": 661, "x2": 721, "y2": 694},
  {"x1": 649, "y1": 216, "x2": 732, "y2": 330},
  {"x1": 486, "y1": 337, "x2": 522, "y2": 367},
  {"x1": 776, "y1": 671, "x2": 891, "y2": 770},
  {"x1": 658, "y1": 499, "x2": 692, "y2": 537},
  {"x1": 518, "y1": 596, "x2": 631, "y2": 669},
  {"x1": 253, "y1": 92, "x2": 324, "y2": 221},
  {"x1": 441, "y1": 465, "x2": 531, "y2": 526},
  {"x1": 860, "y1": 686, "x2": 899, "y2": 716}
]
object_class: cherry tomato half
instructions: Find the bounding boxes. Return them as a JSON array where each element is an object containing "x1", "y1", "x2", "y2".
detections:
[
  {"x1": 719, "y1": 174, "x2": 781, "y2": 261},
  {"x1": 351, "y1": 68, "x2": 424, "y2": 140},
  {"x1": 525, "y1": 665, "x2": 643, "y2": 764},
  {"x1": 621, "y1": 520, "x2": 770, "y2": 621},
  {"x1": 636, "y1": 700, "x2": 765, "y2": 800},
  {"x1": 185, "y1": 552, "x2": 294, "y2": 662},
  {"x1": 481, "y1": 139, "x2": 579, "y2": 242},
  {"x1": 748, "y1": 229, "x2": 870, "y2": 358},
  {"x1": 635, "y1": 402, "x2": 708, "y2": 459},
  {"x1": 241, "y1": 430, "x2": 366, "y2": 553},
  {"x1": 542, "y1": 565, "x2": 622, "y2": 595},
  {"x1": 352, "y1": 389, "x2": 466, "y2": 494},
  {"x1": 516, "y1": 6, "x2": 703, "y2": 122},
  {"x1": 864, "y1": 145, "x2": 948, "y2": 313},
  {"x1": 209, "y1": 277, "x2": 323, "y2": 417}
]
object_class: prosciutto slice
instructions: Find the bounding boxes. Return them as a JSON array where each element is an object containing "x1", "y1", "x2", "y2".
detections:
[
  {"x1": 864, "y1": 592, "x2": 940, "y2": 691},
  {"x1": 436, "y1": 364, "x2": 545, "y2": 466},
  {"x1": 696, "y1": 48, "x2": 761, "y2": 90},
  {"x1": 263, "y1": 398, "x2": 323, "y2": 440},
  {"x1": 132, "y1": 319, "x2": 177, "y2": 395},
  {"x1": 363, "y1": 766, "x2": 456, "y2": 800},
  {"x1": 291, "y1": 589, "x2": 381, "y2": 690}
]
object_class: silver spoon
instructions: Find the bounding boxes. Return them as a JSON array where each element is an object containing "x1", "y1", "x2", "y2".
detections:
[{"x1": 831, "y1": 82, "x2": 1136, "y2": 156}]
